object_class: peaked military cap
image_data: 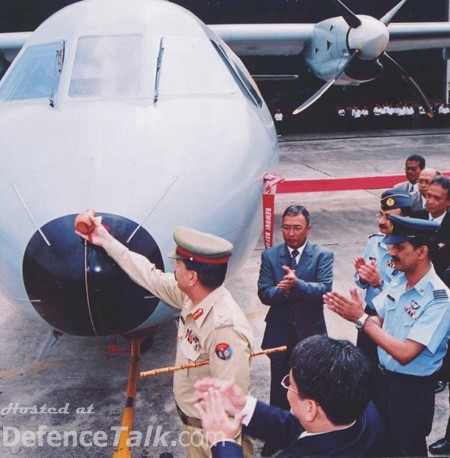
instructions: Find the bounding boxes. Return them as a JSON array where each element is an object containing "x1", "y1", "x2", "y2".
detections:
[
  {"x1": 380, "y1": 189, "x2": 411, "y2": 211},
  {"x1": 168, "y1": 226, "x2": 233, "y2": 264},
  {"x1": 383, "y1": 214, "x2": 440, "y2": 244}
]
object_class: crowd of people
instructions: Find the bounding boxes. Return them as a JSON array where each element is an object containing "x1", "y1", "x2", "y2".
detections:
[
  {"x1": 336, "y1": 101, "x2": 450, "y2": 130},
  {"x1": 75, "y1": 155, "x2": 450, "y2": 457}
]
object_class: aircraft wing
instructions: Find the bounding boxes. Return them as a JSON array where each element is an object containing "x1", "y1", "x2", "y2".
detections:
[
  {"x1": 387, "y1": 23, "x2": 450, "y2": 52},
  {"x1": 3, "y1": 23, "x2": 450, "y2": 58},
  {"x1": 210, "y1": 24, "x2": 315, "y2": 56}
]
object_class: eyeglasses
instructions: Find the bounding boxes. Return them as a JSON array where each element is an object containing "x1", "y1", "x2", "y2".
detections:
[
  {"x1": 281, "y1": 374, "x2": 299, "y2": 394},
  {"x1": 376, "y1": 211, "x2": 388, "y2": 220},
  {"x1": 281, "y1": 225, "x2": 304, "y2": 232},
  {"x1": 418, "y1": 179, "x2": 432, "y2": 185}
]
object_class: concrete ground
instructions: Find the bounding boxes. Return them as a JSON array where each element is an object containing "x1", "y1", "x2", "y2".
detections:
[{"x1": 1, "y1": 128, "x2": 450, "y2": 457}]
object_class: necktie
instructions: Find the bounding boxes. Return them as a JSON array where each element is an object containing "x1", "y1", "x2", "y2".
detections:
[
  {"x1": 283, "y1": 249, "x2": 299, "y2": 322},
  {"x1": 410, "y1": 184, "x2": 414, "y2": 193},
  {"x1": 291, "y1": 249, "x2": 299, "y2": 270}
]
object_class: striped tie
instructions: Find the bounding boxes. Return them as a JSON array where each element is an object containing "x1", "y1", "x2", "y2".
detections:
[
  {"x1": 283, "y1": 249, "x2": 299, "y2": 322},
  {"x1": 291, "y1": 249, "x2": 299, "y2": 270}
]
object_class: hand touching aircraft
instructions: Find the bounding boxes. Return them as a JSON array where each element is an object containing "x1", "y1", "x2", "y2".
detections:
[{"x1": 1, "y1": 0, "x2": 450, "y2": 346}]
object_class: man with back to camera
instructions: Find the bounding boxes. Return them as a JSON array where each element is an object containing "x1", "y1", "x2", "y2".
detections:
[
  {"x1": 354, "y1": 189, "x2": 411, "y2": 361},
  {"x1": 324, "y1": 215, "x2": 450, "y2": 457},
  {"x1": 394, "y1": 154, "x2": 425, "y2": 194},
  {"x1": 75, "y1": 219, "x2": 253, "y2": 458},
  {"x1": 257, "y1": 204, "x2": 334, "y2": 456},
  {"x1": 193, "y1": 335, "x2": 385, "y2": 458}
]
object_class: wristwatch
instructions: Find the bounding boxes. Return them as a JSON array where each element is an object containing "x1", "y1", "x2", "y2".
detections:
[{"x1": 355, "y1": 313, "x2": 369, "y2": 330}]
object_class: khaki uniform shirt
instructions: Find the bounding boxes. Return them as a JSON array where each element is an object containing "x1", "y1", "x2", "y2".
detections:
[{"x1": 106, "y1": 239, "x2": 254, "y2": 418}]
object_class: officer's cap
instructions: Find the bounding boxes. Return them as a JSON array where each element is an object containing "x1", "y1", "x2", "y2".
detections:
[
  {"x1": 380, "y1": 189, "x2": 411, "y2": 211},
  {"x1": 168, "y1": 227, "x2": 233, "y2": 264},
  {"x1": 383, "y1": 215, "x2": 440, "y2": 244}
]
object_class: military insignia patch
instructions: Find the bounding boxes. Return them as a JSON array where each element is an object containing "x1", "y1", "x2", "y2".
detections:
[
  {"x1": 410, "y1": 300, "x2": 420, "y2": 310},
  {"x1": 192, "y1": 308, "x2": 204, "y2": 320},
  {"x1": 215, "y1": 343, "x2": 233, "y2": 360},
  {"x1": 386, "y1": 198, "x2": 395, "y2": 207}
]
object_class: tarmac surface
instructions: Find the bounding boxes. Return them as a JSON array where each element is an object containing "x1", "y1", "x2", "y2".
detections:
[{"x1": 2, "y1": 128, "x2": 450, "y2": 457}]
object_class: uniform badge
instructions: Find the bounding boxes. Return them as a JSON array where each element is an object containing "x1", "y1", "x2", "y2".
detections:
[
  {"x1": 215, "y1": 343, "x2": 233, "y2": 360},
  {"x1": 386, "y1": 197, "x2": 395, "y2": 207},
  {"x1": 410, "y1": 300, "x2": 420, "y2": 310},
  {"x1": 387, "y1": 294, "x2": 396, "y2": 302},
  {"x1": 192, "y1": 308, "x2": 203, "y2": 320}
]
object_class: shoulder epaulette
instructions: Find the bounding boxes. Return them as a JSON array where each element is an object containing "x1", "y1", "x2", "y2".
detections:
[
  {"x1": 213, "y1": 307, "x2": 234, "y2": 329},
  {"x1": 368, "y1": 233, "x2": 383, "y2": 239},
  {"x1": 434, "y1": 290, "x2": 449, "y2": 301}
]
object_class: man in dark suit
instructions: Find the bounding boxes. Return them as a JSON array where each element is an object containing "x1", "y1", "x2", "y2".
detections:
[
  {"x1": 411, "y1": 167, "x2": 439, "y2": 211},
  {"x1": 393, "y1": 154, "x2": 425, "y2": 194},
  {"x1": 194, "y1": 335, "x2": 385, "y2": 458},
  {"x1": 257, "y1": 204, "x2": 333, "y2": 455},
  {"x1": 412, "y1": 175, "x2": 450, "y2": 283},
  {"x1": 414, "y1": 175, "x2": 450, "y2": 456}
]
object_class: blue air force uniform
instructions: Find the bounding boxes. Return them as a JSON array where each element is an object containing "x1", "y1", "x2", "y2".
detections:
[
  {"x1": 356, "y1": 233, "x2": 399, "y2": 310},
  {"x1": 369, "y1": 215, "x2": 450, "y2": 457},
  {"x1": 374, "y1": 269, "x2": 450, "y2": 376},
  {"x1": 356, "y1": 189, "x2": 411, "y2": 363}
]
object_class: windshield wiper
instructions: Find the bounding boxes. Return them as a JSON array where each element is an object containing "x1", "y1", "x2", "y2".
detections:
[
  {"x1": 49, "y1": 40, "x2": 65, "y2": 107},
  {"x1": 153, "y1": 37, "x2": 164, "y2": 104}
]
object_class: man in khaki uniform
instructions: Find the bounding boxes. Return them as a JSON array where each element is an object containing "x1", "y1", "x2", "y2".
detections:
[{"x1": 76, "y1": 219, "x2": 253, "y2": 457}]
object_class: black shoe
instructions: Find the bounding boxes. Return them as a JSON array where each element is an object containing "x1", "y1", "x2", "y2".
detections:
[
  {"x1": 261, "y1": 442, "x2": 280, "y2": 457},
  {"x1": 429, "y1": 438, "x2": 450, "y2": 455},
  {"x1": 435, "y1": 380, "x2": 447, "y2": 394}
]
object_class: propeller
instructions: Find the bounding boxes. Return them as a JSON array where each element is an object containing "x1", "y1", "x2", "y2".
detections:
[
  {"x1": 380, "y1": 52, "x2": 434, "y2": 117},
  {"x1": 332, "y1": 0, "x2": 361, "y2": 28},
  {"x1": 293, "y1": 0, "x2": 433, "y2": 116},
  {"x1": 292, "y1": 50, "x2": 359, "y2": 115}
]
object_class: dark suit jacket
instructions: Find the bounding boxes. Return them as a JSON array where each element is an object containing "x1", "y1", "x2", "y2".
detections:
[
  {"x1": 258, "y1": 241, "x2": 333, "y2": 351},
  {"x1": 412, "y1": 209, "x2": 450, "y2": 284},
  {"x1": 211, "y1": 401, "x2": 385, "y2": 458}
]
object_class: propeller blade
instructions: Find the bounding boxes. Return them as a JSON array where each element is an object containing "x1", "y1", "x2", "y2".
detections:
[
  {"x1": 381, "y1": 52, "x2": 434, "y2": 118},
  {"x1": 293, "y1": 51, "x2": 359, "y2": 115},
  {"x1": 332, "y1": 0, "x2": 362, "y2": 28},
  {"x1": 380, "y1": 0, "x2": 407, "y2": 25}
]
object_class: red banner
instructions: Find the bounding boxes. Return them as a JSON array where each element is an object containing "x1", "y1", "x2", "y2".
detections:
[{"x1": 262, "y1": 193, "x2": 275, "y2": 249}]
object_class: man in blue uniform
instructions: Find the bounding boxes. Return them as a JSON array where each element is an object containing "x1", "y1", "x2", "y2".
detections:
[
  {"x1": 194, "y1": 335, "x2": 385, "y2": 458},
  {"x1": 355, "y1": 189, "x2": 411, "y2": 361},
  {"x1": 355, "y1": 189, "x2": 412, "y2": 311},
  {"x1": 325, "y1": 215, "x2": 450, "y2": 457}
]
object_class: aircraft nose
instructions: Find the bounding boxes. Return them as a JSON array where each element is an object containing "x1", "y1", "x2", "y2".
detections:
[{"x1": 22, "y1": 213, "x2": 164, "y2": 336}]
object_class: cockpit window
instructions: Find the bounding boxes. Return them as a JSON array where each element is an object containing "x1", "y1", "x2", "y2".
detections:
[
  {"x1": 210, "y1": 40, "x2": 263, "y2": 109},
  {"x1": 0, "y1": 42, "x2": 62, "y2": 102},
  {"x1": 69, "y1": 35, "x2": 142, "y2": 98}
]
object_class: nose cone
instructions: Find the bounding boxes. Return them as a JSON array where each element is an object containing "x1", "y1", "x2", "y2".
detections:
[
  {"x1": 22, "y1": 214, "x2": 163, "y2": 336},
  {"x1": 348, "y1": 16, "x2": 389, "y2": 60}
]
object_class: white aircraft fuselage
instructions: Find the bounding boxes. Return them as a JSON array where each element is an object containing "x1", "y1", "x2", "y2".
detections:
[{"x1": 0, "y1": 0, "x2": 278, "y2": 336}]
